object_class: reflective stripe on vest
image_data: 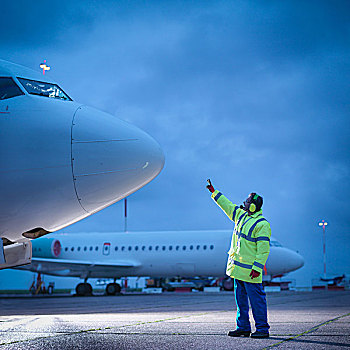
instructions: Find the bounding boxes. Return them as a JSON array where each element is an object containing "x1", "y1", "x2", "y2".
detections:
[
  {"x1": 240, "y1": 217, "x2": 253, "y2": 231},
  {"x1": 233, "y1": 260, "x2": 252, "y2": 269},
  {"x1": 236, "y1": 234, "x2": 270, "y2": 243},
  {"x1": 237, "y1": 212, "x2": 246, "y2": 225},
  {"x1": 234, "y1": 212, "x2": 247, "y2": 235},
  {"x1": 247, "y1": 218, "x2": 267, "y2": 238},
  {"x1": 232, "y1": 206, "x2": 238, "y2": 221},
  {"x1": 253, "y1": 261, "x2": 264, "y2": 269},
  {"x1": 235, "y1": 217, "x2": 270, "y2": 243},
  {"x1": 256, "y1": 236, "x2": 270, "y2": 242},
  {"x1": 214, "y1": 192, "x2": 222, "y2": 202}
]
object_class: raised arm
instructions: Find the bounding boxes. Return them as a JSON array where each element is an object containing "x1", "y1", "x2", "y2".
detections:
[
  {"x1": 206, "y1": 179, "x2": 246, "y2": 222},
  {"x1": 210, "y1": 190, "x2": 246, "y2": 222}
]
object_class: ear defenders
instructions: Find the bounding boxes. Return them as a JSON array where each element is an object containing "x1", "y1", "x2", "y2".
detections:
[{"x1": 249, "y1": 194, "x2": 259, "y2": 213}]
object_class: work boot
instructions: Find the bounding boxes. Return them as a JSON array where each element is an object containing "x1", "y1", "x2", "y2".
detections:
[
  {"x1": 251, "y1": 331, "x2": 269, "y2": 338},
  {"x1": 227, "y1": 329, "x2": 251, "y2": 337}
]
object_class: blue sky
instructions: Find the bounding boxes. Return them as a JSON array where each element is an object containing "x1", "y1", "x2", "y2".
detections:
[{"x1": 0, "y1": 0, "x2": 349, "y2": 287}]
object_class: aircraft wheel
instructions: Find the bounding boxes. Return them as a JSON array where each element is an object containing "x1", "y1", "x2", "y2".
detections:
[
  {"x1": 106, "y1": 283, "x2": 121, "y2": 295},
  {"x1": 76, "y1": 283, "x2": 93, "y2": 296},
  {"x1": 222, "y1": 277, "x2": 234, "y2": 291},
  {"x1": 47, "y1": 285, "x2": 54, "y2": 295}
]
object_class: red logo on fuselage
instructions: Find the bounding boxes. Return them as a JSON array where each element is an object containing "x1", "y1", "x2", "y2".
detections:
[{"x1": 52, "y1": 240, "x2": 61, "y2": 257}]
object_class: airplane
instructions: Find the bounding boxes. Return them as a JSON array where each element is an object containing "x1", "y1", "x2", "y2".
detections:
[
  {"x1": 17, "y1": 230, "x2": 305, "y2": 295},
  {"x1": 0, "y1": 59, "x2": 165, "y2": 270}
]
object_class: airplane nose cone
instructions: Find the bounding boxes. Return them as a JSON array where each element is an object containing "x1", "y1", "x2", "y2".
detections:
[
  {"x1": 281, "y1": 249, "x2": 305, "y2": 273},
  {"x1": 266, "y1": 247, "x2": 304, "y2": 275},
  {"x1": 291, "y1": 251, "x2": 305, "y2": 271},
  {"x1": 71, "y1": 105, "x2": 164, "y2": 213}
]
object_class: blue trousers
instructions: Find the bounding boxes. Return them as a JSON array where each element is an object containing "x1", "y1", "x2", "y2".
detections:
[{"x1": 234, "y1": 279, "x2": 270, "y2": 333}]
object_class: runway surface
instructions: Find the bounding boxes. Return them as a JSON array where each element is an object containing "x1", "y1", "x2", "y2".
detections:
[{"x1": 0, "y1": 290, "x2": 349, "y2": 349}]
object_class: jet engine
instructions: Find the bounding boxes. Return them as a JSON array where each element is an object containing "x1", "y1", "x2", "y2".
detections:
[{"x1": 0, "y1": 239, "x2": 32, "y2": 270}]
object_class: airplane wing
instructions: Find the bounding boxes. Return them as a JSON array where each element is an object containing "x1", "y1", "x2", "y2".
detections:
[{"x1": 16, "y1": 257, "x2": 141, "y2": 278}]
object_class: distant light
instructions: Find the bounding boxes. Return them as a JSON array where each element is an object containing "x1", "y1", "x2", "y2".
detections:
[
  {"x1": 318, "y1": 220, "x2": 328, "y2": 227},
  {"x1": 39, "y1": 60, "x2": 51, "y2": 75}
]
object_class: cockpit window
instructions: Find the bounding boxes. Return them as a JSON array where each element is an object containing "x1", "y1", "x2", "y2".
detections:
[
  {"x1": 17, "y1": 77, "x2": 72, "y2": 101},
  {"x1": 0, "y1": 77, "x2": 24, "y2": 100},
  {"x1": 270, "y1": 240, "x2": 282, "y2": 247}
]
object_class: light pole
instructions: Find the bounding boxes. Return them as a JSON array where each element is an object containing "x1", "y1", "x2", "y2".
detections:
[{"x1": 318, "y1": 220, "x2": 328, "y2": 279}]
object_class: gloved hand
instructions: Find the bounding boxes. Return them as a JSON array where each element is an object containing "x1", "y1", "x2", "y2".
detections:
[
  {"x1": 249, "y1": 269, "x2": 260, "y2": 279},
  {"x1": 206, "y1": 179, "x2": 215, "y2": 193}
]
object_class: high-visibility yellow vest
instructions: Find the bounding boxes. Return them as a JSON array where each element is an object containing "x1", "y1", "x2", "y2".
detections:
[{"x1": 211, "y1": 190, "x2": 271, "y2": 283}]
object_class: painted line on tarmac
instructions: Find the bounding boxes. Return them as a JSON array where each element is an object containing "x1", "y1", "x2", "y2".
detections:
[
  {"x1": 0, "y1": 311, "x2": 212, "y2": 347},
  {"x1": 261, "y1": 312, "x2": 350, "y2": 350}
]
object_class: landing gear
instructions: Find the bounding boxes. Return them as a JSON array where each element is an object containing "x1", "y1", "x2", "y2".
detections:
[
  {"x1": 222, "y1": 277, "x2": 234, "y2": 291},
  {"x1": 105, "y1": 283, "x2": 121, "y2": 295},
  {"x1": 75, "y1": 282, "x2": 93, "y2": 296}
]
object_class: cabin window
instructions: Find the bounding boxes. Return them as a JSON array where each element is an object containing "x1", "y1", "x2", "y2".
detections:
[
  {"x1": 115, "y1": 246, "x2": 118, "y2": 251},
  {"x1": 90, "y1": 246, "x2": 93, "y2": 251},
  {"x1": 142, "y1": 246, "x2": 146, "y2": 251},
  {"x1": 95, "y1": 246, "x2": 98, "y2": 251},
  {"x1": 121, "y1": 246, "x2": 125, "y2": 251},
  {"x1": 135, "y1": 246, "x2": 139, "y2": 251},
  {"x1": 0, "y1": 77, "x2": 24, "y2": 100},
  {"x1": 17, "y1": 77, "x2": 72, "y2": 101},
  {"x1": 169, "y1": 246, "x2": 173, "y2": 251},
  {"x1": 128, "y1": 246, "x2": 132, "y2": 251},
  {"x1": 196, "y1": 245, "x2": 200, "y2": 250},
  {"x1": 203, "y1": 245, "x2": 207, "y2": 250},
  {"x1": 149, "y1": 246, "x2": 152, "y2": 251},
  {"x1": 155, "y1": 246, "x2": 159, "y2": 251},
  {"x1": 210, "y1": 245, "x2": 214, "y2": 250},
  {"x1": 182, "y1": 246, "x2": 186, "y2": 250},
  {"x1": 71, "y1": 247, "x2": 74, "y2": 251},
  {"x1": 84, "y1": 247, "x2": 87, "y2": 251},
  {"x1": 162, "y1": 246, "x2": 166, "y2": 251},
  {"x1": 65, "y1": 247, "x2": 68, "y2": 252},
  {"x1": 176, "y1": 245, "x2": 179, "y2": 251},
  {"x1": 77, "y1": 247, "x2": 81, "y2": 251},
  {"x1": 190, "y1": 245, "x2": 193, "y2": 250}
]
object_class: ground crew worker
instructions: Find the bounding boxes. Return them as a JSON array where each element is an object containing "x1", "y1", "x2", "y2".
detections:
[{"x1": 206, "y1": 179, "x2": 271, "y2": 338}]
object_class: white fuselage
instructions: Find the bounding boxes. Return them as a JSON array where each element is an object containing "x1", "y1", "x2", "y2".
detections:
[{"x1": 28, "y1": 230, "x2": 304, "y2": 279}]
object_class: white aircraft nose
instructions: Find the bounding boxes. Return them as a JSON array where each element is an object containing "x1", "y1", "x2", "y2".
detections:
[
  {"x1": 266, "y1": 247, "x2": 304, "y2": 275},
  {"x1": 291, "y1": 251, "x2": 305, "y2": 271},
  {"x1": 71, "y1": 105, "x2": 164, "y2": 213}
]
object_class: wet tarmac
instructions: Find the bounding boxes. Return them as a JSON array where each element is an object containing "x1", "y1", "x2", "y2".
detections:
[{"x1": 0, "y1": 290, "x2": 349, "y2": 349}]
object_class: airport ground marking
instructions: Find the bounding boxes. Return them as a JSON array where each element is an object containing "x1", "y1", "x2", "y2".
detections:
[
  {"x1": 0, "y1": 311, "x2": 213, "y2": 346},
  {"x1": 0, "y1": 333, "x2": 72, "y2": 347},
  {"x1": 0, "y1": 297, "x2": 227, "y2": 344},
  {"x1": 261, "y1": 311, "x2": 350, "y2": 350},
  {"x1": 110, "y1": 311, "x2": 213, "y2": 330}
]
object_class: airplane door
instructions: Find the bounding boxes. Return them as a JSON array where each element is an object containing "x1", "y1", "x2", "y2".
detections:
[{"x1": 103, "y1": 242, "x2": 111, "y2": 256}]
